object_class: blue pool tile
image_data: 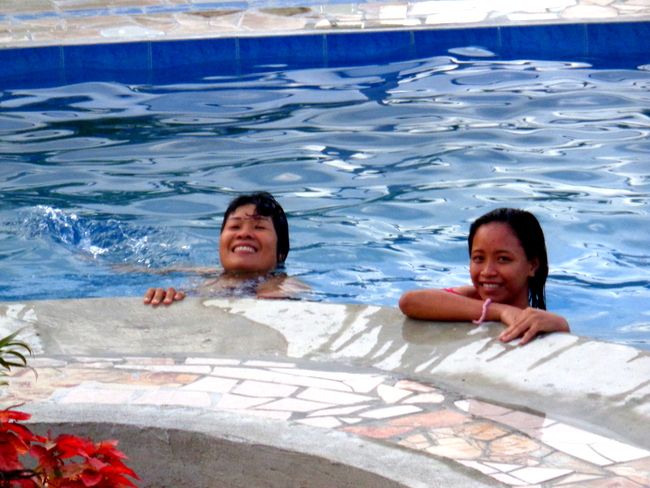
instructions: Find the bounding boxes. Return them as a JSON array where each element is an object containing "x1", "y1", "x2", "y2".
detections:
[
  {"x1": 151, "y1": 38, "x2": 239, "y2": 81},
  {"x1": 327, "y1": 0, "x2": 361, "y2": 5},
  {"x1": 587, "y1": 22, "x2": 650, "y2": 58},
  {"x1": 113, "y1": 7, "x2": 147, "y2": 16},
  {"x1": 63, "y1": 8, "x2": 112, "y2": 18},
  {"x1": 0, "y1": 46, "x2": 64, "y2": 89},
  {"x1": 63, "y1": 42, "x2": 151, "y2": 84},
  {"x1": 583, "y1": 22, "x2": 650, "y2": 68},
  {"x1": 13, "y1": 13, "x2": 43, "y2": 21},
  {"x1": 12, "y1": 11, "x2": 60, "y2": 20},
  {"x1": 273, "y1": 0, "x2": 312, "y2": 7},
  {"x1": 37, "y1": 11, "x2": 61, "y2": 19},
  {"x1": 414, "y1": 27, "x2": 500, "y2": 59},
  {"x1": 215, "y1": 2, "x2": 249, "y2": 10},
  {"x1": 499, "y1": 24, "x2": 587, "y2": 61},
  {"x1": 189, "y1": 2, "x2": 250, "y2": 10},
  {"x1": 326, "y1": 31, "x2": 414, "y2": 67},
  {"x1": 239, "y1": 34, "x2": 326, "y2": 71},
  {"x1": 0, "y1": 21, "x2": 648, "y2": 88},
  {"x1": 145, "y1": 5, "x2": 193, "y2": 14}
]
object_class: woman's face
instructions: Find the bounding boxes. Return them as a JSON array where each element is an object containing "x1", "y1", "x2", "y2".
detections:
[
  {"x1": 469, "y1": 222, "x2": 539, "y2": 308},
  {"x1": 219, "y1": 204, "x2": 278, "y2": 274}
]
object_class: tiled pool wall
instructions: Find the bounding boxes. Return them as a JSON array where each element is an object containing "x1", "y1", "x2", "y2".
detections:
[{"x1": 1, "y1": 20, "x2": 649, "y2": 88}]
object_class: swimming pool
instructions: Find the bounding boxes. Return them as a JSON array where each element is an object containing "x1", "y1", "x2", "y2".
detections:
[{"x1": 1, "y1": 23, "x2": 649, "y2": 349}]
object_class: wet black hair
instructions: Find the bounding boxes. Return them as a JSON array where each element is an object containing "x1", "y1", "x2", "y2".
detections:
[
  {"x1": 221, "y1": 192, "x2": 290, "y2": 265},
  {"x1": 468, "y1": 208, "x2": 548, "y2": 310}
]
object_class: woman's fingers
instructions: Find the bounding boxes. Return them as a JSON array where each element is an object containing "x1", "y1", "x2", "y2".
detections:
[
  {"x1": 144, "y1": 287, "x2": 185, "y2": 306},
  {"x1": 500, "y1": 309, "x2": 538, "y2": 343},
  {"x1": 499, "y1": 321, "x2": 528, "y2": 343},
  {"x1": 143, "y1": 288, "x2": 156, "y2": 304},
  {"x1": 517, "y1": 323, "x2": 541, "y2": 346},
  {"x1": 499, "y1": 308, "x2": 570, "y2": 345}
]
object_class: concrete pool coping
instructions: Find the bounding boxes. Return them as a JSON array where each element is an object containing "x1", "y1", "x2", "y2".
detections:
[{"x1": 2, "y1": 297, "x2": 650, "y2": 487}]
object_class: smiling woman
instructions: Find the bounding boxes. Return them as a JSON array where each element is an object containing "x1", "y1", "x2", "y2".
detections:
[
  {"x1": 399, "y1": 208, "x2": 570, "y2": 346},
  {"x1": 219, "y1": 204, "x2": 280, "y2": 274},
  {"x1": 219, "y1": 191, "x2": 290, "y2": 272},
  {"x1": 143, "y1": 192, "x2": 308, "y2": 305}
]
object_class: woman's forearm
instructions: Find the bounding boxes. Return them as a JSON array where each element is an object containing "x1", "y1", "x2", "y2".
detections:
[{"x1": 399, "y1": 289, "x2": 495, "y2": 322}]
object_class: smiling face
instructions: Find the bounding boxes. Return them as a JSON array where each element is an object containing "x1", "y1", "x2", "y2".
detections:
[
  {"x1": 219, "y1": 204, "x2": 279, "y2": 275},
  {"x1": 469, "y1": 222, "x2": 539, "y2": 308}
]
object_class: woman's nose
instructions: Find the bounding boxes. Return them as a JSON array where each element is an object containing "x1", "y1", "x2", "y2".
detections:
[
  {"x1": 235, "y1": 224, "x2": 254, "y2": 238},
  {"x1": 481, "y1": 259, "x2": 498, "y2": 275}
]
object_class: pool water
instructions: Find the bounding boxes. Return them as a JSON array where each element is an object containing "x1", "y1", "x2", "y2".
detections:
[{"x1": 1, "y1": 51, "x2": 649, "y2": 349}]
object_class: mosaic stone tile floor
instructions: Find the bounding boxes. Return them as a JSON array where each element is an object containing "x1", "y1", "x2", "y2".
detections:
[
  {"x1": 3, "y1": 356, "x2": 650, "y2": 487},
  {"x1": 1, "y1": 0, "x2": 650, "y2": 48}
]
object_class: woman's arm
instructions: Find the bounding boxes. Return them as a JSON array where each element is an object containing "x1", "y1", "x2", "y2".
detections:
[
  {"x1": 399, "y1": 288, "x2": 570, "y2": 345},
  {"x1": 399, "y1": 287, "x2": 502, "y2": 322}
]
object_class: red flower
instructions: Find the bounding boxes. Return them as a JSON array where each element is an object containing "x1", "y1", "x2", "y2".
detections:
[
  {"x1": 1, "y1": 408, "x2": 138, "y2": 488},
  {"x1": 0, "y1": 409, "x2": 32, "y2": 424},
  {"x1": 0, "y1": 408, "x2": 45, "y2": 473}
]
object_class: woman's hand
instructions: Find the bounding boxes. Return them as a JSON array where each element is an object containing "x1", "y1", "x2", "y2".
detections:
[
  {"x1": 498, "y1": 306, "x2": 570, "y2": 345},
  {"x1": 143, "y1": 287, "x2": 185, "y2": 306}
]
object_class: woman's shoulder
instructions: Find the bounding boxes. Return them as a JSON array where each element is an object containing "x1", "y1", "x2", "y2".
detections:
[{"x1": 256, "y1": 274, "x2": 311, "y2": 299}]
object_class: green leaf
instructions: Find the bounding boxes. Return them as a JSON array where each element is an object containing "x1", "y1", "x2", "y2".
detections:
[
  {"x1": 0, "y1": 330, "x2": 23, "y2": 347},
  {"x1": 4, "y1": 350, "x2": 29, "y2": 365},
  {"x1": 0, "y1": 329, "x2": 33, "y2": 377}
]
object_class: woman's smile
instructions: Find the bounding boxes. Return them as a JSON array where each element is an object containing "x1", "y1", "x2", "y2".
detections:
[{"x1": 232, "y1": 244, "x2": 257, "y2": 253}]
